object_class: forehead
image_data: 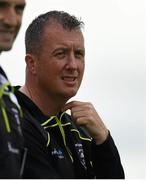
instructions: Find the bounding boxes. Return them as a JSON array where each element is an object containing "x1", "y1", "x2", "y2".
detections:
[
  {"x1": 43, "y1": 23, "x2": 84, "y2": 46},
  {"x1": 0, "y1": 0, "x2": 25, "y2": 5}
]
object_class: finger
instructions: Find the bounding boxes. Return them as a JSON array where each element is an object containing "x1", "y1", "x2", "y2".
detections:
[
  {"x1": 71, "y1": 109, "x2": 86, "y2": 119},
  {"x1": 74, "y1": 117, "x2": 89, "y2": 126},
  {"x1": 63, "y1": 100, "x2": 83, "y2": 111}
]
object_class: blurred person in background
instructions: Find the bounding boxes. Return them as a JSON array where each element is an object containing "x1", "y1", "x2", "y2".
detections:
[{"x1": 0, "y1": 0, "x2": 26, "y2": 178}]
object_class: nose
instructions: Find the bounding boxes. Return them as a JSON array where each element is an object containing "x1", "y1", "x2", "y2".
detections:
[
  {"x1": 65, "y1": 54, "x2": 78, "y2": 70},
  {"x1": 2, "y1": 8, "x2": 18, "y2": 27}
]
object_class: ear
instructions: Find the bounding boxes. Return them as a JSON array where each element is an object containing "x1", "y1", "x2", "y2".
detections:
[{"x1": 25, "y1": 54, "x2": 37, "y2": 75}]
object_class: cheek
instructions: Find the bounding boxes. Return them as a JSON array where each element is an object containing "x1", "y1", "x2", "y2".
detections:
[
  {"x1": 14, "y1": 23, "x2": 21, "y2": 39},
  {"x1": 17, "y1": 16, "x2": 23, "y2": 24},
  {"x1": 79, "y1": 62, "x2": 85, "y2": 74},
  {"x1": 40, "y1": 64, "x2": 59, "y2": 79}
]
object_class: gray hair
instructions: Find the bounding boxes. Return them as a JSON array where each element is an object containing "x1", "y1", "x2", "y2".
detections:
[{"x1": 25, "y1": 10, "x2": 84, "y2": 54}]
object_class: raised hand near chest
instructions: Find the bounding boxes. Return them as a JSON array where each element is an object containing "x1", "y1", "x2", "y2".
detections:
[{"x1": 63, "y1": 101, "x2": 109, "y2": 145}]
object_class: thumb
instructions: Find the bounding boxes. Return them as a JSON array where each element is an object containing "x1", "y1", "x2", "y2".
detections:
[{"x1": 62, "y1": 101, "x2": 75, "y2": 112}]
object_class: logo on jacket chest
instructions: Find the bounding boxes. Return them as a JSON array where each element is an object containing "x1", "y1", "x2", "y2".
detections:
[
  {"x1": 51, "y1": 147, "x2": 65, "y2": 159},
  {"x1": 75, "y1": 143, "x2": 87, "y2": 169}
]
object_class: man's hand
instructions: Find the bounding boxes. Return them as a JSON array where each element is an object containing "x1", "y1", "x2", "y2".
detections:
[{"x1": 63, "y1": 101, "x2": 109, "y2": 145}]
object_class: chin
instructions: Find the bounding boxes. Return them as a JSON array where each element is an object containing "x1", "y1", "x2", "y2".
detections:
[
  {"x1": 1, "y1": 46, "x2": 13, "y2": 52},
  {"x1": 64, "y1": 90, "x2": 77, "y2": 99}
]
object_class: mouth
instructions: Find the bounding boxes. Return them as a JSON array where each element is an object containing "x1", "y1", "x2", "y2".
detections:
[
  {"x1": 0, "y1": 30, "x2": 15, "y2": 39},
  {"x1": 62, "y1": 77, "x2": 77, "y2": 82},
  {"x1": 61, "y1": 76, "x2": 78, "y2": 86}
]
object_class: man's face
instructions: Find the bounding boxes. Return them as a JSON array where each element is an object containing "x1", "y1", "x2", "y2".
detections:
[
  {"x1": 33, "y1": 23, "x2": 85, "y2": 101},
  {"x1": 0, "y1": 0, "x2": 25, "y2": 52}
]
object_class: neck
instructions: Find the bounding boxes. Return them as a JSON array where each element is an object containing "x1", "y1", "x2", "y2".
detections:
[{"x1": 19, "y1": 84, "x2": 67, "y2": 116}]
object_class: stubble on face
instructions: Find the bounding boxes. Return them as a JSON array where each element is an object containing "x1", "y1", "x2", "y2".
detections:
[{"x1": 35, "y1": 23, "x2": 85, "y2": 102}]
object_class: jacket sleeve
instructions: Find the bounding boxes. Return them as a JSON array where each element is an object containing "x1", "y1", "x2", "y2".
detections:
[
  {"x1": 0, "y1": 84, "x2": 24, "y2": 178},
  {"x1": 0, "y1": 112, "x2": 23, "y2": 178},
  {"x1": 91, "y1": 132, "x2": 125, "y2": 179}
]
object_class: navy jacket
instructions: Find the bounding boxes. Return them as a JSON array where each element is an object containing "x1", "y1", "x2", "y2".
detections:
[
  {"x1": 0, "y1": 67, "x2": 25, "y2": 178},
  {"x1": 15, "y1": 87, "x2": 125, "y2": 179}
]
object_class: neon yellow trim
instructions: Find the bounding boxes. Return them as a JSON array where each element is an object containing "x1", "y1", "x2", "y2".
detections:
[
  {"x1": 0, "y1": 81, "x2": 10, "y2": 98},
  {"x1": 0, "y1": 81, "x2": 23, "y2": 132},
  {"x1": 62, "y1": 122, "x2": 71, "y2": 126},
  {"x1": 10, "y1": 86, "x2": 14, "y2": 93},
  {"x1": 19, "y1": 108, "x2": 23, "y2": 118},
  {"x1": 0, "y1": 81, "x2": 23, "y2": 116},
  {"x1": 43, "y1": 122, "x2": 71, "y2": 130},
  {"x1": 59, "y1": 113, "x2": 73, "y2": 162},
  {"x1": 71, "y1": 129, "x2": 92, "y2": 141},
  {"x1": 41, "y1": 112, "x2": 74, "y2": 162},
  {"x1": 1, "y1": 106, "x2": 11, "y2": 133},
  {"x1": 47, "y1": 132, "x2": 50, "y2": 146},
  {"x1": 55, "y1": 116, "x2": 66, "y2": 145},
  {"x1": 44, "y1": 123, "x2": 58, "y2": 128},
  {"x1": 41, "y1": 116, "x2": 55, "y2": 126},
  {"x1": 60, "y1": 111, "x2": 66, "y2": 122}
]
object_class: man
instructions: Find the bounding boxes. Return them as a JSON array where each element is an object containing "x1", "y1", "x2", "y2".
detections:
[
  {"x1": 15, "y1": 10, "x2": 125, "y2": 178},
  {"x1": 0, "y1": 0, "x2": 26, "y2": 178}
]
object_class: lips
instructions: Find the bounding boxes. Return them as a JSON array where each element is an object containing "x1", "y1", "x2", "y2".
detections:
[
  {"x1": 0, "y1": 28, "x2": 15, "y2": 36},
  {"x1": 0, "y1": 31, "x2": 15, "y2": 41},
  {"x1": 62, "y1": 77, "x2": 76, "y2": 81},
  {"x1": 62, "y1": 76, "x2": 77, "y2": 86}
]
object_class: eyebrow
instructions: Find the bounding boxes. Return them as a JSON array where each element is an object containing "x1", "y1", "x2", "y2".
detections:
[{"x1": 0, "y1": 1, "x2": 26, "y2": 9}]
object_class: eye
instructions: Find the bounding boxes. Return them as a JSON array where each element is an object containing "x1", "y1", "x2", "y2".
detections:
[
  {"x1": 75, "y1": 50, "x2": 85, "y2": 59},
  {"x1": 15, "y1": 4, "x2": 25, "y2": 15},
  {"x1": 0, "y1": 1, "x2": 8, "y2": 9},
  {"x1": 0, "y1": 2, "x2": 25, "y2": 14},
  {"x1": 54, "y1": 49, "x2": 67, "y2": 59}
]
